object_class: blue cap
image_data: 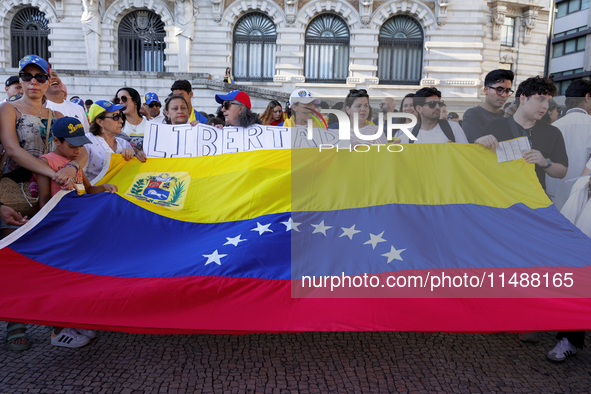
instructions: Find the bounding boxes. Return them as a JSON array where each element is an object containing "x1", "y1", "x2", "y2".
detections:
[
  {"x1": 19, "y1": 55, "x2": 50, "y2": 74},
  {"x1": 214, "y1": 90, "x2": 251, "y2": 109},
  {"x1": 88, "y1": 100, "x2": 125, "y2": 123},
  {"x1": 71, "y1": 97, "x2": 86, "y2": 110},
  {"x1": 144, "y1": 92, "x2": 160, "y2": 105},
  {"x1": 52, "y1": 117, "x2": 91, "y2": 146}
]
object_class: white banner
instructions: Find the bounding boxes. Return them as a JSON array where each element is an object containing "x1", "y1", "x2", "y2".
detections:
[{"x1": 143, "y1": 122, "x2": 342, "y2": 158}]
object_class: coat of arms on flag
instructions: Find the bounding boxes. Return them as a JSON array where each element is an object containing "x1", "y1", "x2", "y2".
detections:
[{"x1": 125, "y1": 172, "x2": 190, "y2": 210}]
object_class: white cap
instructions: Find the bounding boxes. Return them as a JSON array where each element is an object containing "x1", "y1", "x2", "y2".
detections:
[{"x1": 289, "y1": 88, "x2": 321, "y2": 106}]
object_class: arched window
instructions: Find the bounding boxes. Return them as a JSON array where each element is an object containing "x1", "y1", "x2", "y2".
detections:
[
  {"x1": 233, "y1": 13, "x2": 277, "y2": 82},
  {"x1": 10, "y1": 7, "x2": 50, "y2": 68},
  {"x1": 305, "y1": 14, "x2": 350, "y2": 83},
  {"x1": 377, "y1": 16, "x2": 424, "y2": 85},
  {"x1": 118, "y1": 10, "x2": 166, "y2": 72}
]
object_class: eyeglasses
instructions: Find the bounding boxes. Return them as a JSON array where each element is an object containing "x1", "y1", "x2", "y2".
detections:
[
  {"x1": 423, "y1": 100, "x2": 445, "y2": 109},
  {"x1": 114, "y1": 96, "x2": 128, "y2": 104},
  {"x1": 222, "y1": 101, "x2": 241, "y2": 110},
  {"x1": 104, "y1": 114, "x2": 122, "y2": 121},
  {"x1": 487, "y1": 86, "x2": 514, "y2": 96},
  {"x1": 349, "y1": 89, "x2": 368, "y2": 95},
  {"x1": 148, "y1": 103, "x2": 161, "y2": 108},
  {"x1": 19, "y1": 72, "x2": 49, "y2": 84}
]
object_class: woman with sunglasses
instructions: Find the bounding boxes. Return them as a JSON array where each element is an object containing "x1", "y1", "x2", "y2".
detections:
[
  {"x1": 214, "y1": 90, "x2": 259, "y2": 128},
  {"x1": 340, "y1": 89, "x2": 386, "y2": 146},
  {"x1": 84, "y1": 100, "x2": 146, "y2": 181},
  {"x1": 114, "y1": 87, "x2": 146, "y2": 152},
  {"x1": 0, "y1": 54, "x2": 80, "y2": 352},
  {"x1": 260, "y1": 100, "x2": 284, "y2": 126}
]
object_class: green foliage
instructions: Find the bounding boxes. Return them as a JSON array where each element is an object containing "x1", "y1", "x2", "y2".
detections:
[
  {"x1": 169, "y1": 181, "x2": 185, "y2": 204},
  {"x1": 130, "y1": 178, "x2": 146, "y2": 195}
]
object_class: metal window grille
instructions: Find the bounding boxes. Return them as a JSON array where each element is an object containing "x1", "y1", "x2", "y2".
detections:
[
  {"x1": 118, "y1": 11, "x2": 166, "y2": 72},
  {"x1": 304, "y1": 14, "x2": 350, "y2": 83},
  {"x1": 10, "y1": 8, "x2": 50, "y2": 68},
  {"x1": 377, "y1": 16, "x2": 423, "y2": 85},
  {"x1": 233, "y1": 13, "x2": 277, "y2": 82}
]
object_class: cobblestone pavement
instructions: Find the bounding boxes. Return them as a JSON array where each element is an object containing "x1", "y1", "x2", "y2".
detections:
[{"x1": 0, "y1": 322, "x2": 589, "y2": 394}]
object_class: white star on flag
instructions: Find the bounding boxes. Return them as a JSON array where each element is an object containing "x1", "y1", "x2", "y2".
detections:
[
  {"x1": 364, "y1": 231, "x2": 386, "y2": 249},
  {"x1": 224, "y1": 235, "x2": 246, "y2": 247},
  {"x1": 339, "y1": 224, "x2": 361, "y2": 240},
  {"x1": 311, "y1": 220, "x2": 333, "y2": 236},
  {"x1": 281, "y1": 217, "x2": 300, "y2": 232},
  {"x1": 251, "y1": 222, "x2": 273, "y2": 235},
  {"x1": 203, "y1": 250, "x2": 228, "y2": 266},
  {"x1": 381, "y1": 246, "x2": 406, "y2": 263}
]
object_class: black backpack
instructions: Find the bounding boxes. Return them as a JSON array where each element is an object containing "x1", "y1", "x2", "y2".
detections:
[{"x1": 409, "y1": 119, "x2": 455, "y2": 143}]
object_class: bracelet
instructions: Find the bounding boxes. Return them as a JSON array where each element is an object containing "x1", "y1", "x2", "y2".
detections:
[{"x1": 66, "y1": 162, "x2": 79, "y2": 172}]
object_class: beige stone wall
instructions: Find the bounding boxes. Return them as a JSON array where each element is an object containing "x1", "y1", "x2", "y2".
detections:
[{"x1": 0, "y1": 0, "x2": 551, "y2": 110}]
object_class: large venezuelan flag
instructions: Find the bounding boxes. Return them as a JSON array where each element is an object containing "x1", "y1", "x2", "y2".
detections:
[{"x1": 0, "y1": 144, "x2": 590, "y2": 334}]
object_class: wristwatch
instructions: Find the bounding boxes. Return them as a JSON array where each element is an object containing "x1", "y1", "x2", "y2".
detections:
[{"x1": 542, "y1": 158, "x2": 552, "y2": 169}]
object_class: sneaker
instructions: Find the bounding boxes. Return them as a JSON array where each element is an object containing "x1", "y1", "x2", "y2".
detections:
[
  {"x1": 519, "y1": 332, "x2": 539, "y2": 343},
  {"x1": 51, "y1": 328, "x2": 91, "y2": 348},
  {"x1": 75, "y1": 329, "x2": 96, "y2": 339},
  {"x1": 546, "y1": 338, "x2": 577, "y2": 362}
]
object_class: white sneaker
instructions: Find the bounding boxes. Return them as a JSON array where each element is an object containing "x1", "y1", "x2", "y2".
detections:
[
  {"x1": 51, "y1": 328, "x2": 91, "y2": 348},
  {"x1": 546, "y1": 337, "x2": 577, "y2": 362},
  {"x1": 75, "y1": 329, "x2": 96, "y2": 339}
]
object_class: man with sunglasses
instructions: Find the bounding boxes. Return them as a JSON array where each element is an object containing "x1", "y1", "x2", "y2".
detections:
[
  {"x1": 45, "y1": 70, "x2": 90, "y2": 134},
  {"x1": 463, "y1": 69, "x2": 515, "y2": 143},
  {"x1": 398, "y1": 87, "x2": 468, "y2": 144},
  {"x1": 141, "y1": 92, "x2": 165, "y2": 123}
]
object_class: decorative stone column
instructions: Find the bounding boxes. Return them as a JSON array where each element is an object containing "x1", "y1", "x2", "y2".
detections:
[
  {"x1": 522, "y1": 7, "x2": 538, "y2": 45},
  {"x1": 81, "y1": 0, "x2": 102, "y2": 70},
  {"x1": 171, "y1": 0, "x2": 196, "y2": 72},
  {"x1": 491, "y1": 4, "x2": 506, "y2": 41}
]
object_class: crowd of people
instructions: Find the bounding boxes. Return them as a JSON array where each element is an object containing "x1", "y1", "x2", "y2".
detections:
[{"x1": 0, "y1": 55, "x2": 589, "y2": 362}]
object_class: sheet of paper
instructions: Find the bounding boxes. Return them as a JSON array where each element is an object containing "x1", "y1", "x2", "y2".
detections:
[{"x1": 497, "y1": 137, "x2": 531, "y2": 163}]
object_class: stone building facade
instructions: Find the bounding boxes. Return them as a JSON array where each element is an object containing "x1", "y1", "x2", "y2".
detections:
[{"x1": 0, "y1": 0, "x2": 551, "y2": 114}]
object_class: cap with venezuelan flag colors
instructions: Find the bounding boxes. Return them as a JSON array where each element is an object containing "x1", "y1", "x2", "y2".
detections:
[{"x1": 88, "y1": 100, "x2": 125, "y2": 123}]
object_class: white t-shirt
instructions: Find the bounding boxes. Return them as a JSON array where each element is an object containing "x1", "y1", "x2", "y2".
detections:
[
  {"x1": 546, "y1": 109, "x2": 591, "y2": 210},
  {"x1": 151, "y1": 111, "x2": 166, "y2": 124},
  {"x1": 398, "y1": 121, "x2": 468, "y2": 144},
  {"x1": 46, "y1": 99, "x2": 90, "y2": 134},
  {"x1": 121, "y1": 117, "x2": 147, "y2": 151},
  {"x1": 84, "y1": 133, "x2": 132, "y2": 181}
]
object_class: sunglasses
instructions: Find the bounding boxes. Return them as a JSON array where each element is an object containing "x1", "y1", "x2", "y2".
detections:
[
  {"x1": 349, "y1": 89, "x2": 368, "y2": 95},
  {"x1": 148, "y1": 102, "x2": 161, "y2": 108},
  {"x1": 487, "y1": 86, "x2": 514, "y2": 96},
  {"x1": 114, "y1": 96, "x2": 128, "y2": 104},
  {"x1": 19, "y1": 72, "x2": 49, "y2": 84},
  {"x1": 222, "y1": 101, "x2": 241, "y2": 110},
  {"x1": 423, "y1": 100, "x2": 445, "y2": 109},
  {"x1": 104, "y1": 114, "x2": 122, "y2": 121}
]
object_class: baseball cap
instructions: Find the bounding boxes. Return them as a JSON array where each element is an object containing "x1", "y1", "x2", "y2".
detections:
[
  {"x1": 18, "y1": 54, "x2": 50, "y2": 74},
  {"x1": 52, "y1": 117, "x2": 91, "y2": 146},
  {"x1": 289, "y1": 88, "x2": 320, "y2": 106},
  {"x1": 71, "y1": 97, "x2": 85, "y2": 110},
  {"x1": 88, "y1": 100, "x2": 125, "y2": 123},
  {"x1": 5, "y1": 76, "x2": 19, "y2": 88},
  {"x1": 8, "y1": 94, "x2": 22, "y2": 102},
  {"x1": 215, "y1": 90, "x2": 251, "y2": 109},
  {"x1": 144, "y1": 92, "x2": 160, "y2": 105}
]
